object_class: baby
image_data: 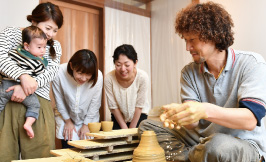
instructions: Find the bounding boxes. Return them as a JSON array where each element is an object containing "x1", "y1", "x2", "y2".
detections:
[{"x1": 0, "y1": 26, "x2": 48, "y2": 138}]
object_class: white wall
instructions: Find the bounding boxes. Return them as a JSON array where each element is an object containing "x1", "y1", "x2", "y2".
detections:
[
  {"x1": 0, "y1": 0, "x2": 37, "y2": 31},
  {"x1": 201, "y1": 0, "x2": 266, "y2": 60},
  {"x1": 150, "y1": 0, "x2": 191, "y2": 110}
]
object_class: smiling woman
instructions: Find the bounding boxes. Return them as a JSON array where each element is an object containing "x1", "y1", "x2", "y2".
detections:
[
  {"x1": 0, "y1": 2, "x2": 63, "y2": 162},
  {"x1": 104, "y1": 44, "x2": 150, "y2": 130},
  {"x1": 52, "y1": 49, "x2": 103, "y2": 148}
]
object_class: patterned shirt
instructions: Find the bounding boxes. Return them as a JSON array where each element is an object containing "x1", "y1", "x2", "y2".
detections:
[{"x1": 0, "y1": 27, "x2": 62, "y2": 100}]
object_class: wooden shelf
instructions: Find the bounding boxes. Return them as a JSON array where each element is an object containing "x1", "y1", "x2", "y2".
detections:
[
  {"x1": 50, "y1": 128, "x2": 139, "y2": 162},
  {"x1": 86, "y1": 128, "x2": 138, "y2": 139},
  {"x1": 12, "y1": 155, "x2": 95, "y2": 162},
  {"x1": 96, "y1": 151, "x2": 133, "y2": 162},
  {"x1": 51, "y1": 143, "x2": 138, "y2": 158},
  {"x1": 67, "y1": 138, "x2": 139, "y2": 150}
]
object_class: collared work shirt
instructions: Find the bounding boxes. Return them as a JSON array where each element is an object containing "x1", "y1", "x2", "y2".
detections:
[{"x1": 181, "y1": 48, "x2": 266, "y2": 157}]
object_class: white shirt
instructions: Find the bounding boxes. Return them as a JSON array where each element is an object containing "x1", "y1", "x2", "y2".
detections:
[
  {"x1": 52, "y1": 63, "x2": 103, "y2": 140},
  {"x1": 104, "y1": 69, "x2": 150, "y2": 122}
]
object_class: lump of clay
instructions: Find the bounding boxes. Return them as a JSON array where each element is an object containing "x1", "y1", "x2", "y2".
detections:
[{"x1": 133, "y1": 130, "x2": 166, "y2": 162}]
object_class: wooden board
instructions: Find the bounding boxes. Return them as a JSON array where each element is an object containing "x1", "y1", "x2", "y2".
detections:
[
  {"x1": 12, "y1": 155, "x2": 95, "y2": 162},
  {"x1": 86, "y1": 128, "x2": 138, "y2": 139},
  {"x1": 68, "y1": 138, "x2": 139, "y2": 149},
  {"x1": 95, "y1": 151, "x2": 133, "y2": 162},
  {"x1": 51, "y1": 144, "x2": 138, "y2": 157}
]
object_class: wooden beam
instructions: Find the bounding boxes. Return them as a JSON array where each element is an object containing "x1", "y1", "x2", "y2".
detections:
[
  {"x1": 134, "y1": 0, "x2": 153, "y2": 3},
  {"x1": 105, "y1": 0, "x2": 150, "y2": 17},
  {"x1": 57, "y1": 0, "x2": 104, "y2": 9},
  {"x1": 57, "y1": 0, "x2": 151, "y2": 17}
]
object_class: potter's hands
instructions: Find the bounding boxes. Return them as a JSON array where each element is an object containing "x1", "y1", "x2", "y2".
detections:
[
  {"x1": 63, "y1": 119, "x2": 77, "y2": 141},
  {"x1": 160, "y1": 102, "x2": 208, "y2": 129},
  {"x1": 6, "y1": 85, "x2": 26, "y2": 102},
  {"x1": 19, "y1": 74, "x2": 38, "y2": 96},
  {"x1": 78, "y1": 124, "x2": 90, "y2": 140},
  {"x1": 160, "y1": 103, "x2": 182, "y2": 129}
]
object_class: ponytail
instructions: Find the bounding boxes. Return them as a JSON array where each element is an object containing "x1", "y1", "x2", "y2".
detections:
[{"x1": 47, "y1": 39, "x2": 56, "y2": 59}]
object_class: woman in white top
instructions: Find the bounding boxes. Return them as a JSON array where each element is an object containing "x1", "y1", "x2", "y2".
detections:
[
  {"x1": 104, "y1": 44, "x2": 150, "y2": 129},
  {"x1": 52, "y1": 49, "x2": 103, "y2": 148}
]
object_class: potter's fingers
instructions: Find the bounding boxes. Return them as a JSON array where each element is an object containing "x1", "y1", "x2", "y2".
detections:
[
  {"x1": 166, "y1": 104, "x2": 190, "y2": 118},
  {"x1": 178, "y1": 115, "x2": 199, "y2": 126},
  {"x1": 175, "y1": 125, "x2": 181, "y2": 129},
  {"x1": 162, "y1": 103, "x2": 181, "y2": 110},
  {"x1": 168, "y1": 113, "x2": 185, "y2": 124},
  {"x1": 161, "y1": 104, "x2": 171, "y2": 111},
  {"x1": 164, "y1": 120, "x2": 170, "y2": 127},
  {"x1": 160, "y1": 113, "x2": 167, "y2": 122},
  {"x1": 164, "y1": 109, "x2": 178, "y2": 118},
  {"x1": 162, "y1": 103, "x2": 178, "y2": 111},
  {"x1": 169, "y1": 109, "x2": 192, "y2": 123},
  {"x1": 169, "y1": 123, "x2": 175, "y2": 129}
]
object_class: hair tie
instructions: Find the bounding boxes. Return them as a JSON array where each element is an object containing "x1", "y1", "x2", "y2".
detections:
[{"x1": 47, "y1": 6, "x2": 51, "y2": 12}]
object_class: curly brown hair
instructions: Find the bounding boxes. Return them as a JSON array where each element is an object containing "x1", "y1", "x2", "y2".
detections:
[{"x1": 175, "y1": 2, "x2": 234, "y2": 51}]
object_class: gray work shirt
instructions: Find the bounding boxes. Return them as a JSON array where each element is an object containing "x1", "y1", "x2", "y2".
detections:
[{"x1": 181, "y1": 48, "x2": 266, "y2": 157}]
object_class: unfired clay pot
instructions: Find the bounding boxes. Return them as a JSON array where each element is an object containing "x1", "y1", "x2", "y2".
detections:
[
  {"x1": 101, "y1": 121, "x2": 113, "y2": 132},
  {"x1": 88, "y1": 122, "x2": 101, "y2": 133},
  {"x1": 133, "y1": 130, "x2": 166, "y2": 162}
]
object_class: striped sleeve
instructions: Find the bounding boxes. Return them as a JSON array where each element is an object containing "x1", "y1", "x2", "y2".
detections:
[
  {"x1": 34, "y1": 40, "x2": 62, "y2": 88},
  {"x1": 9, "y1": 50, "x2": 46, "y2": 78},
  {"x1": 0, "y1": 27, "x2": 28, "y2": 80}
]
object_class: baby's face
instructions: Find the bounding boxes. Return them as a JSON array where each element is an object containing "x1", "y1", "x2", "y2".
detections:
[{"x1": 26, "y1": 38, "x2": 47, "y2": 58}]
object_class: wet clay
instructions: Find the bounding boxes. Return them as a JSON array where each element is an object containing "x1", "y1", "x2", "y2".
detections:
[
  {"x1": 133, "y1": 130, "x2": 166, "y2": 162},
  {"x1": 101, "y1": 121, "x2": 113, "y2": 132},
  {"x1": 88, "y1": 122, "x2": 101, "y2": 133}
]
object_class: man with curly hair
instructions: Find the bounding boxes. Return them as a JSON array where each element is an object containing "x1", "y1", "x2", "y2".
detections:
[{"x1": 139, "y1": 2, "x2": 266, "y2": 162}]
